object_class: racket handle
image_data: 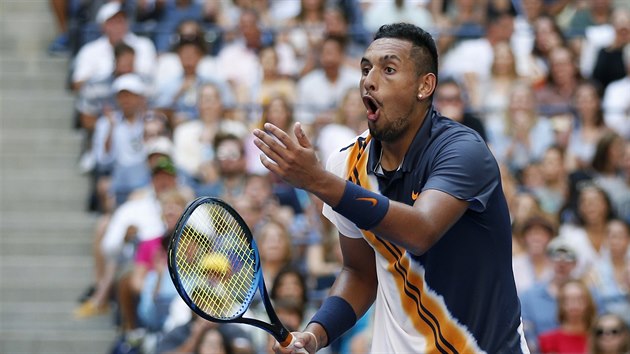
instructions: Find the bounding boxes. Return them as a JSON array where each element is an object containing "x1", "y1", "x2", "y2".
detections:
[{"x1": 285, "y1": 332, "x2": 310, "y2": 354}]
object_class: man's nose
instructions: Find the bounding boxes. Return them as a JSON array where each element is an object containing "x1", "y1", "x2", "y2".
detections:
[{"x1": 363, "y1": 69, "x2": 377, "y2": 92}]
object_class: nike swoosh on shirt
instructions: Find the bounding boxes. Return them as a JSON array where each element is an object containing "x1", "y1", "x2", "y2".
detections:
[{"x1": 356, "y1": 197, "x2": 378, "y2": 206}]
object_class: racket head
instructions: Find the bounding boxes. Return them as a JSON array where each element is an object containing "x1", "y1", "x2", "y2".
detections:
[{"x1": 168, "y1": 197, "x2": 261, "y2": 323}]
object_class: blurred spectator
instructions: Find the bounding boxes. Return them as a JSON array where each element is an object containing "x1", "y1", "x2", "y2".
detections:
[
  {"x1": 153, "y1": 19, "x2": 218, "y2": 88},
  {"x1": 74, "y1": 156, "x2": 181, "y2": 319},
  {"x1": 256, "y1": 219, "x2": 294, "y2": 287},
  {"x1": 535, "y1": 45, "x2": 582, "y2": 116},
  {"x1": 589, "y1": 219, "x2": 630, "y2": 325},
  {"x1": 591, "y1": 8, "x2": 630, "y2": 90},
  {"x1": 315, "y1": 87, "x2": 367, "y2": 165},
  {"x1": 172, "y1": 82, "x2": 232, "y2": 185},
  {"x1": 559, "y1": 183, "x2": 616, "y2": 277},
  {"x1": 538, "y1": 279, "x2": 597, "y2": 354},
  {"x1": 521, "y1": 15, "x2": 568, "y2": 86},
  {"x1": 323, "y1": 6, "x2": 370, "y2": 66},
  {"x1": 434, "y1": 77, "x2": 487, "y2": 141},
  {"x1": 520, "y1": 238, "x2": 580, "y2": 352},
  {"x1": 468, "y1": 41, "x2": 521, "y2": 120},
  {"x1": 622, "y1": 140, "x2": 630, "y2": 222},
  {"x1": 565, "y1": 80, "x2": 609, "y2": 170},
  {"x1": 533, "y1": 146, "x2": 568, "y2": 216},
  {"x1": 591, "y1": 132, "x2": 630, "y2": 217},
  {"x1": 153, "y1": 35, "x2": 235, "y2": 127},
  {"x1": 269, "y1": 266, "x2": 310, "y2": 317},
  {"x1": 578, "y1": 0, "x2": 617, "y2": 78},
  {"x1": 194, "y1": 326, "x2": 237, "y2": 354},
  {"x1": 513, "y1": 215, "x2": 557, "y2": 295},
  {"x1": 487, "y1": 81, "x2": 555, "y2": 174},
  {"x1": 511, "y1": 191, "x2": 545, "y2": 254},
  {"x1": 246, "y1": 95, "x2": 295, "y2": 175},
  {"x1": 602, "y1": 44, "x2": 630, "y2": 139},
  {"x1": 294, "y1": 34, "x2": 361, "y2": 124},
  {"x1": 440, "y1": 8, "x2": 515, "y2": 84},
  {"x1": 252, "y1": 45, "x2": 298, "y2": 114},
  {"x1": 92, "y1": 74, "x2": 153, "y2": 207},
  {"x1": 283, "y1": 0, "x2": 327, "y2": 75},
  {"x1": 216, "y1": 9, "x2": 273, "y2": 105},
  {"x1": 156, "y1": 314, "x2": 252, "y2": 354},
  {"x1": 568, "y1": 0, "x2": 614, "y2": 35},
  {"x1": 76, "y1": 42, "x2": 138, "y2": 138},
  {"x1": 150, "y1": 0, "x2": 206, "y2": 53},
  {"x1": 362, "y1": 0, "x2": 433, "y2": 35},
  {"x1": 71, "y1": 1, "x2": 156, "y2": 91},
  {"x1": 133, "y1": 190, "x2": 189, "y2": 333},
  {"x1": 48, "y1": 0, "x2": 72, "y2": 54},
  {"x1": 196, "y1": 132, "x2": 249, "y2": 201},
  {"x1": 262, "y1": 299, "x2": 306, "y2": 354},
  {"x1": 589, "y1": 313, "x2": 630, "y2": 354}
]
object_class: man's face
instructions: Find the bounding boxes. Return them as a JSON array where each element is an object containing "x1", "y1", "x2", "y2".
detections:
[
  {"x1": 103, "y1": 12, "x2": 128, "y2": 44},
  {"x1": 115, "y1": 52, "x2": 134, "y2": 76},
  {"x1": 116, "y1": 90, "x2": 145, "y2": 117},
  {"x1": 320, "y1": 40, "x2": 343, "y2": 72},
  {"x1": 360, "y1": 38, "x2": 422, "y2": 142},
  {"x1": 178, "y1": 45, "x2": 203, "y2": 75},
  {"x1": 435, "y1": 83, "x2": 464, "y2": 121}
]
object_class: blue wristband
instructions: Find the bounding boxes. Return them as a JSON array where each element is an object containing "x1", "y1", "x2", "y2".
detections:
[
  {"x1": 333, "y1": 180, "x2": 389, "y2": 230},
  {"x1": 308, "y1": 296, "x2": 357, "y2": 347}
]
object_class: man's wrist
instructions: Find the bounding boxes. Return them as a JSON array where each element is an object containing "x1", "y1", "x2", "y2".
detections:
[
  {"x1": 308, "y1": 296, "x2": 357, "y2": 347},
  {"x1": 304, "y1": 323, "x2": 328, "y2": 349},
  {"x1": 332, "y1": 180, "x2": 389, "y2": 230}
]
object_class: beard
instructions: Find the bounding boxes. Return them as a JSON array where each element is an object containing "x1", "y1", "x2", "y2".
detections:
[{"x1": 368, "y1": 113, "x2": 410, "y2": 142}]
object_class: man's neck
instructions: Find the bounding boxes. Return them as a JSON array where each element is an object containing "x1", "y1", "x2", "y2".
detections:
[{"x1": 379, "y1": 105, "x2": 430, "y2": 170}]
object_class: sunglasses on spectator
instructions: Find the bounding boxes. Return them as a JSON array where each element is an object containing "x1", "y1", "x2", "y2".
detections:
[
  {"x1": 549, "y1": 251, "x2": 576, "y2": 263},
  {"x1": 595, "y1": 327, "x2": 623, "y2": 337},
  {"x1": 217, "y1": 149, "x2": 242, "y2": 161}
]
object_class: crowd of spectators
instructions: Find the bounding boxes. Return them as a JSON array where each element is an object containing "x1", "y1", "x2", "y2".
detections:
[{"x1": 47, "y1": 0, "x2": 630, "y2": 353}]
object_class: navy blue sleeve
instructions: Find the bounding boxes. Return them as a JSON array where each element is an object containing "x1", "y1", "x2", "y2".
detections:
[{"x1": 422, "y1": 132, "x2": 498, "y2": 212}]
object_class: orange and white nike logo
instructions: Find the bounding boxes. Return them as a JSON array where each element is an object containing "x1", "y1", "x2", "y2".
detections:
[
  {"x1": 411, "y1": 190, "x2": 420, "y2": 201},
  {"x1": 356, "y1": 197, "x2": 378, "y2": 206}
]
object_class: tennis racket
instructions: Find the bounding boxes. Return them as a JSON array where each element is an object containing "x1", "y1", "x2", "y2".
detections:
[{"x1": 167, "y1": 196, "x2": 305, "y2": 352}]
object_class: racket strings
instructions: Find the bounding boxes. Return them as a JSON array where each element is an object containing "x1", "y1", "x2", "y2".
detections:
[{"x1": 176, "y1": 203, "x2": 256, "y2": 319}]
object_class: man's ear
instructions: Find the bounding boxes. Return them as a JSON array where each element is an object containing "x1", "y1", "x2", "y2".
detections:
[{"x1": 417, "y1": 73, "x2": 437, "y2": 100}]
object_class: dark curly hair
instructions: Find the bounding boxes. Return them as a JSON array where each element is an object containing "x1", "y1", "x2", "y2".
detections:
[{"x1": 374, "y1": 23, "x2": 439, "y2": 80}]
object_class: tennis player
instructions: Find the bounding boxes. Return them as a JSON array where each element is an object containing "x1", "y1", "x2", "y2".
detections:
[{"x1": 254, "y1": 23, "x2": 529, "y2": 353}]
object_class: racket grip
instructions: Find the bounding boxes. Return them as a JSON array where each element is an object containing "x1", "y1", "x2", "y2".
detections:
[{"x1": 285, "y1": 332, "x2": 310, "y2": 354}]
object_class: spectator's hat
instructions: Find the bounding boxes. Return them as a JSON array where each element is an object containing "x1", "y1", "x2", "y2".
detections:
[
  {"x1": 547, "y1": 238, "x2": 577, "y2": 262},
  {"x1": 96, "y1": 2, "x2": 124, "y2": 25},
  {"x1": 151, "y1": 156, "x2": 177, "y2": 176},
  {"x1": 146, "y1": 136, "x2": 173, "y2": 158},
  {"x1": 112, "y1": 74, "x2": 146, "y2": 96}
]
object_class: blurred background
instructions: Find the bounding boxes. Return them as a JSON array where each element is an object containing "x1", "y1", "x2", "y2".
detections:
[{"x1": 1, "y1": 0, "x2": 630, "y2": 353}]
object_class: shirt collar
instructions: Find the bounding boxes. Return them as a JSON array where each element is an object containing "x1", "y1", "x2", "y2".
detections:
[{"x1": 368, "y1": 105, "x2": 437, "y2": 175}]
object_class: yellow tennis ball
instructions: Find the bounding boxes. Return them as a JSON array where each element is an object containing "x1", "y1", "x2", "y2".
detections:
[{"x1": 201, "y1": 253, "x2": 231, "y2": 275}]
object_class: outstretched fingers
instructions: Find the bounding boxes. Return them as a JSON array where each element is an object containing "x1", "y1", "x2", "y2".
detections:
[{"x1": 294, "y1": 122, "x2": 312, "y2": 149}]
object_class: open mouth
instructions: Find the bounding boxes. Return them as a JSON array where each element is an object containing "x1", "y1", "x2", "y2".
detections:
[{"x1": 362, "y1": 95, "x2": 380, "y2": 122}]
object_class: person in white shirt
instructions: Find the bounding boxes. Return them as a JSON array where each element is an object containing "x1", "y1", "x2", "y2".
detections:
[
  {"x1": 602, "y1": 44, "x2": 630, "y2": 139},
  {"x1": 71, "y1": 1, "x2": 156, "y2": 91},
  {"x1": 294, "y1": 35, "x2": 361, "y2": 125},
  {"x1": 440, "y1": 9, "x2": 515, "y2": 83}
]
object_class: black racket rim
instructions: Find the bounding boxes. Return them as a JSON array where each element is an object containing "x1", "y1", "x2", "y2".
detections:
[{"x1": 167, "y1": 196, "x2": 261, "y2": 323}]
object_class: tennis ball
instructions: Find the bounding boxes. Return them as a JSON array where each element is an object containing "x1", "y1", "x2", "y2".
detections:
[{"x1": 201, "y1": 253, "x2": 231, "y2": 275}]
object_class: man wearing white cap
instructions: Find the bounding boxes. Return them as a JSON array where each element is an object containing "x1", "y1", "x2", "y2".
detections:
[
  {"x1": 92, "y1": 73, "x2": 153, "y2": 209},
  {"x1": 71, "y1": 1, "x2": 156, "y2": 91}
]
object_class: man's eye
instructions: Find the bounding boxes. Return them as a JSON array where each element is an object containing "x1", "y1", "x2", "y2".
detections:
[
  {"x1": 362, "y1": 67, "x2": 370, "y2": 75},
  {"x1": 385, "y1": 67, "x2": 395, "y2": 74}
]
